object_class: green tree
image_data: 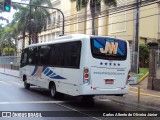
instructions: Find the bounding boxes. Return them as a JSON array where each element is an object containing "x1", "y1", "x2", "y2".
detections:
[
  {"x1": 139, "y1": 44, "x2": 149, "y2": 68},
  {"x1": 0, "y1": 25, "x2": 4, "y2": 55},
  {"x1": 9, "y1": 22, "x2": 19, "y2": 56},
  {"x1": 12, "y1": 0, "x2": 52, "y2": 44},
  {"x1": 3, "y1": 47, "x2": 15, "y2": 56},
  {"x1": 71, "y1": 0, "x2": 116, "y2": 35},
  {"x1": 1, "y1": 26, "x2": 13, "y2": 56}
]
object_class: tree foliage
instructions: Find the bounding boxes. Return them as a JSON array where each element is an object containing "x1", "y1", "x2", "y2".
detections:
[
  {"x1": 12, "y1": 0, "x2": 52, "y2": 44},
  {"x1": 3, "y1": 47, "x2": 15, "y2": 56},
  {"x1": 71, "y1": 0, "x2": 116, "y2": 35},
  {"x1": 139, "y1": 44, "x2": 149, "y2": 68}
]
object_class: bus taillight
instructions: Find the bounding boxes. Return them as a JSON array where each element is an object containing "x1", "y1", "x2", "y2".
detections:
[
  {"x1": 126, "y1": 70, "x2": 130, "y2": 84},
  {"x1": 128, "y1": 71, "x2": 131, "y2": 80},
  {"x1": 83, "y1": 68, "x2": 90, "y2": 84}
]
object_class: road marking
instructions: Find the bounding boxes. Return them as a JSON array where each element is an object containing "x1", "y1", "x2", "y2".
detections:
[
  {"x1": 130, "y1": 91, "x2": 160, "y2": 98},
  {"x1": 7, "y1": 80, "x2": 23, "y2": 86},
  {"x1": 0, "y1": 81, "x2": 12, "y2": 86},
  {"x1": 0, "y1": 101, "x2": 66, "y2": 105},
  {"x1": 98, "y1": 99, "x2": 111, "y2": 102},
  {"x1": 57, "y1": 103, "x2": 101, "y2": 120},
  {"x1": 0, "y1": 80, "x2": 23, "y2": 86}
]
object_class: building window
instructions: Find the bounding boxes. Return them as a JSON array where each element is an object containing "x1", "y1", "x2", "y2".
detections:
[
  {"x1": 53, "y1": 17, "x2": 56, "y2": 28},
  {"x1": 44, "y1": 35, "x2": 46, "y2": 42},
  {"x1": 57, "y1": 15, "x2": 60, "y2": 28},
  {"x1": 48, "y1": 34, "x2": 52, "y2": 42}
]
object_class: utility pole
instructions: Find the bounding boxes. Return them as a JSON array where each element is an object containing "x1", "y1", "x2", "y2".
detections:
[
  {"x1": 29, "y1": 0, "x2": 32, "y2": 45},
  {"x1": 132, "y1": 0, "x2": 140, "y2": 73}
]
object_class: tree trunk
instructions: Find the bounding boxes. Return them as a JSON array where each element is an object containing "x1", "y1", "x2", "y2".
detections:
[
  {"x1": 32, "y1": 32, "x2": 38, "y2": 44},
  {"x1": 0, "y1": 43, "x2": 3, "y2": 56},
  {"x1": 22, "y1": 31, "x2": 25, "y2": 49},
  {"x1": 8, "y1": 38, "x2": 11, "y2": 56},
  {"x1": 35, "y1": 32, "x2": 38, "y2": 43},
  {"x1": 14, "y1": 38, "x2": 17, "y2": 56}
]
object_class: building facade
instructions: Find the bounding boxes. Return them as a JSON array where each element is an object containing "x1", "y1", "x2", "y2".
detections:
[
  {"x1": 17, "y1": 0, "x2": 160, "y2": 56},
  {"x1": 39, "y1": 0, "x2": 160, "y2": 43}
]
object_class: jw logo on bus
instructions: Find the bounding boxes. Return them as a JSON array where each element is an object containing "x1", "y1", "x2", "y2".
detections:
[
  {"x1": 100, "y1": 42, "x2": 118, "y2": 55},
  {"x1": 93, "y1": 39, "x2": 125, "y2": 56}
]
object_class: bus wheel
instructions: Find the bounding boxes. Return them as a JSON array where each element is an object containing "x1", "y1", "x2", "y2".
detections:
[
  {"x1": 24, "y1": 80, "x2": 30, "y2": 89},
  {"x1": 50, "y1": 84, "x2": 58, "y2": 99}
]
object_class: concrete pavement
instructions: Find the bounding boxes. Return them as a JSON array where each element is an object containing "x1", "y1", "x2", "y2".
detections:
[{"x1": 0, "y1": 68, "x2": 160, "y2": 110}]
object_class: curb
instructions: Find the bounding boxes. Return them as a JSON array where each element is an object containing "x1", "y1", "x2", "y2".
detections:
[
  {"x1": 108, "y1": 97, "x2": 160, "y2": 111},
  {"x1": 138, "y1": 72, "x2": 149, "y2": 84}
]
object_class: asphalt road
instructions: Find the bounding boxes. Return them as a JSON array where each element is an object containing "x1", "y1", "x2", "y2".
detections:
[{"x1": 0, "y1": 73, "x2": 159, "y2": 120}]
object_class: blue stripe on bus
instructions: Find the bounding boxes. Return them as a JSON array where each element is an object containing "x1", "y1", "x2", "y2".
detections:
[
  {"x1": 49, "y1": 73, "x2": 56, "y2": 77},
  {"x1": 46, "y1": 70, "x2": 53, "y2": 76},
  {"x1": 117, "y1": 48, "x2": 124, "y2": 55},
  {"x1": 49, "y1": 75, "x2": 66, "y2": 79},
  {"x1": 43, "y1": 67, "x2": 50, "y2": 74},
  {"x1": 94, "y1": 40, "x2": 103, "y2": 48},
  {"x1": 31, "y1": 66, "x2": 38, "y2": 76},
  {"x1": 31, "y1": 66, "x2": 66, "y2": 80}
]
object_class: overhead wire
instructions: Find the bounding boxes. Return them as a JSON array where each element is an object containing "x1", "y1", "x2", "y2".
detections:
[
  {"x1": 31, "y1": 0, "x2": 159, "y2": 31},
  {"x1": 11, "y1": 0, "x2": 160, "y2": 37},
  {"x1": 26, "y1": 0, "x2": 159, "y2": 27}
]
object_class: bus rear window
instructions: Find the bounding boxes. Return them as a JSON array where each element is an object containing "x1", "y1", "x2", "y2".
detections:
[{"x1": 91, "y1": 37, "x2": 127, "y2": 60}]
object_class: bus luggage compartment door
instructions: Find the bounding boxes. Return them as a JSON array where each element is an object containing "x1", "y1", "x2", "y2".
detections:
[{"x1": 90, "y1": 67, "x2": 127, "y2": 89}]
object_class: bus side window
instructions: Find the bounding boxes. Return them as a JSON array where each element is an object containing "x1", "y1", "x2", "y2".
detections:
[
  {"x1": 28, "y1": 47, "x2": 33, "y2": 65},
  {"x1": 39, "y1": 46, "x2": 51, "y2": 65},
  {"x1": 64, "y1": 41, "x2": 81, "y2": 68},
  {"x1": 71, "y1": 42, "x2": 81, "y2": 68},
  {"x1": 28, "y1": 47, "x2": 38, "y2": 65},
  {"x1": 20, "y1": 51, "x2": 24, "y2": 64},
  {"x1": 49, "y1": 44, "x2": 65, "y2": 67},
  {"x1": 20, "y1": 49, "x2": 28, "y2": 67},
  {"x1": 33, "y1": 47, "x2": 39, "y2": 65}
]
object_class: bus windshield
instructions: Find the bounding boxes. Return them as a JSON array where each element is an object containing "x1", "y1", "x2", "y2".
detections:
[{"x1": 91, "y1": 37, "x2": 127, "y2": 60}]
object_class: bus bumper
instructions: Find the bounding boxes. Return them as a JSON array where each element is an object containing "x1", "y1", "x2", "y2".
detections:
[{"x1": 79, "y1": 84, "x2": 130, "y2": 96}]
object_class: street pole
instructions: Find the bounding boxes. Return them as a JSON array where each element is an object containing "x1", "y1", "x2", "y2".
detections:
[
  {"x1": 132, "y1": 0, "x2": 140, "y2": 73},
  {"x1": 29, "y1": 0, "x2": 32, "y2": 45}
]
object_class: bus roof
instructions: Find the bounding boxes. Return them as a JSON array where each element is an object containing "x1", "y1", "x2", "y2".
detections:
[
  {"x1": 27, "y1": 34, "x2": 123, "y2": 48},
  {"x1": 27, "y1": 34, "x2": 90, "y2": 48}
]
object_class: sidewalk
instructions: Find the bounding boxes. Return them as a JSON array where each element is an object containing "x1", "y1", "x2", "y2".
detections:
[
  {"x1": 0, "y1": 68, "x2": 20, "y2": 78},
  {"x1": 0, "y1": 68, "x2": 160, "y2": 110},
  {"x1": 98, "y1": 77, "x2": 160, "y2": 110}
]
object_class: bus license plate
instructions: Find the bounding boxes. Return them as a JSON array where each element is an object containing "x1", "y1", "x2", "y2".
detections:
[{"x1": 105, "y1": 79, "x2": 114, "y2": 84}]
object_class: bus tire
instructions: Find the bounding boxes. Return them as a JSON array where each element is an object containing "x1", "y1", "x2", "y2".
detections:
[
  {"x1": 24, "y1": 79, "x2": 30, "y2": 89},
  {"x1": 50, "y1": 83, "x2": 58, "y2": 99}
]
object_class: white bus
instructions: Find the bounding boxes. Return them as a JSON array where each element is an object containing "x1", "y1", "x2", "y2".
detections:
[{"x1": 20, "y1": 34, "x2": 131, "y2": 99}]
